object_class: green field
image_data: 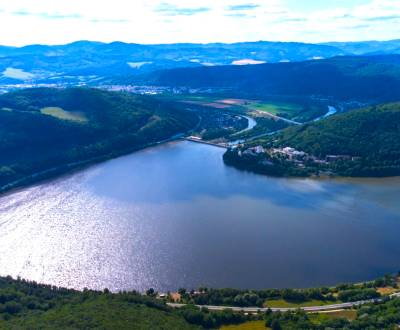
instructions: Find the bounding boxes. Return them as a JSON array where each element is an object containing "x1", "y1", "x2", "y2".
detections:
[
  {"x1": 160, "y1": 94, "x2": 325, "y2": 123},
  {"x1": 220, "y1": 320, "x2": 269, "y2": 330},
  {"x1": 308, "y1": 310, "x2": 358, "y2": 324},
  {"x1": 264, "y1": 299, "x2": 338, "y2": 308},
  {"x1": 40, "y1": 107, "x2": 88, "y2": 122},
  {"x1": 220, "y1": 310, "x2": 357, "y2": 329},
  {"x1": 246, "y1": 101, "x2": 303, "y2": 115},
  {"x1": 167, "y1": 95, "x2": 303, "y2": 115}
]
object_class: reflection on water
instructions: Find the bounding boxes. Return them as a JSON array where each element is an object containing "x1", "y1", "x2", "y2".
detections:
[{"x1": 0, "y1": 141, "x2": 399, "y2": 292}]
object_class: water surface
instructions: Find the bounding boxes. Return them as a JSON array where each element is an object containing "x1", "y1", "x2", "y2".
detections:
[{"x1": 0, "y1": 141, "x2": 399, "y2": 292}]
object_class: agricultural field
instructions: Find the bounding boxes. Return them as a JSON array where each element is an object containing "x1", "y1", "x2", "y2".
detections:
[
  {"x1": 220, "y1": 320, "x2": 269, "y2": 330},
  {"x1": 161, "y1": 94, "x2": 328, "y2": 123},
  {"x1": 219, "y1": 310, "x2": 357, "y2": 329},
  {"x1": 308, "y1": 310, "x2": 358, "y2": 324},
  {"x1": 40, "y1": 107, "x2": 88, "y2": 122},
  {"x1": 264, "y1": 299, "x2": 337, "y2": 308},
  {"x1": 244, "y1": 100, "x2": 303, "y2": 116}
]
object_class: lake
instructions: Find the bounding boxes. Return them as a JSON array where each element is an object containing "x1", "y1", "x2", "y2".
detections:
[{"x1": 0, "y1": 141, "x2": 400, "y2": 292}]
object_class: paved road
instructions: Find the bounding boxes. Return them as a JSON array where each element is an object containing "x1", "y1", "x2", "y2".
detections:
[
  {"x1": 254, "y1": 110, "x2": 301, "y2": 126},
  {"x1": 167, "y1": 292, "x2": 400, "y2": 313}
]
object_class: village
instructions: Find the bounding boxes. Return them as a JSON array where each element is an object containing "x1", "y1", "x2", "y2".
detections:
[{"x1": 231, "y1": 144, "x2": 362, "y2": 170}]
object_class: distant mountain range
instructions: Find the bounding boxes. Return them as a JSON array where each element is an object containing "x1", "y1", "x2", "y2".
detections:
[
  {"x1": 147, "y1": 55, "x2": 400, "y2": 102},
  {"x1": 322, "y1": 40, "x2": 400, "y2": 56},
  {"x1": 1, "y1": 40, "x2": 400, "y2": 85}
]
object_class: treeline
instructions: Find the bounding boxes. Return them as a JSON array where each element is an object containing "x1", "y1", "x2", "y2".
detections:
[
  {"x1": 175, "y1": 274, "x2": 399, "y2": 308},
  {"x1": 264, "y1": 299, "x2": 400, "y2": 330},
  {"x1": 148, "y1": 55, "x2": 400, "y2": 102},
  {"x1": 269, "y1": 102, "x2": 400, "y2": 177},
  {"x1": 223, "y1": 149, "x2": 314, "y2": 177},
  {"x1": 1, "y1": 275, "x2": 400, "y2": 329},
  {"x1": 0, "y1": 88, "x2": 197, "y2": 190},
  {"x1": 227, "y1": 102, "x2": 400, "y2": 178},
  {"x1": 0, "y1": 276, "x2": 200, "y2": 329}
]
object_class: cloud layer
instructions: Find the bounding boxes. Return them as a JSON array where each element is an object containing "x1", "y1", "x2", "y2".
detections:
[{"x1": 0, "y1": 0, "x2": 399, "y2": 46}]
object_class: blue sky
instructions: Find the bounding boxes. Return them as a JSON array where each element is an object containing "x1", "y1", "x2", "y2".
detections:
[{"x1": 0, "y1": 0, "x2": 399, "y2": 46}]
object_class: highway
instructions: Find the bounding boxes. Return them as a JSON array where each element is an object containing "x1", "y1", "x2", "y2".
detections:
[{"x1": 167, "y1": 292, "x2": 400, "y2": 313}]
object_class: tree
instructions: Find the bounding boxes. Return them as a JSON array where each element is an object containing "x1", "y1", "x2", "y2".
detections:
[
  {"x1": 271, "y1": 320, "x2": 282, "y2": 330},
  {"x1": 146, "y1": 288, "x2": 156, "y2": 297}
]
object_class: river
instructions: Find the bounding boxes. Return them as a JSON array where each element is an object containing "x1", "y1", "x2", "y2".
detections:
[{"x1": 0, "y1": 141, "x2": 399, "y2": 292}]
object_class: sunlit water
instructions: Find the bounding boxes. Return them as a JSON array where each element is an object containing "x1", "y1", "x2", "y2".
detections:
[{"x1": 1, "y1": 141, "x2": 400, "y2": 292}]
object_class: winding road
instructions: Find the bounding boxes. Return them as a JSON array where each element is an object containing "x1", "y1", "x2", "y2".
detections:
[{"x1": 167, "y1": 292, "x2": 400, "y2": 313}]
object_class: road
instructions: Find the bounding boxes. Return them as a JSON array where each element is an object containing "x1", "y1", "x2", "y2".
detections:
[
  {"x1": 167, "y1": 292, "x2": 400, "y2": 313},
  {"x1": 254, "y1": 110, "x2": 302, "y2": 126}
]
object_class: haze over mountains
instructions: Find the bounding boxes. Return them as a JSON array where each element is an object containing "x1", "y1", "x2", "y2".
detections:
[
  {"x1": 1, "y1": 39, "x2": 400, "y2": 86},
  {"x1": 148, "y1": 55, "x2": 400, "y2": 102}
]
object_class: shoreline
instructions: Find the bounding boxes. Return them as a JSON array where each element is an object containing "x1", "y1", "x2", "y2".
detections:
[
  {"x1": 223, "y1": 150, "x2": 400, "y2": 181},
  {"x1": 2, "y1": 138, "x2": 400, "y2": 198},
  {"x1": 0, "y1": 135, "x2": 183, "y2": 197}
]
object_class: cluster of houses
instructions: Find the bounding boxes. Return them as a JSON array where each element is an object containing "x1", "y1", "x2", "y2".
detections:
[{"x1": 235, "y1": 145, "x2": 361, "y2": 168}]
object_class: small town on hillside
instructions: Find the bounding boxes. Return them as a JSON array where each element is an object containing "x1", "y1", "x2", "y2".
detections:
[{"x1": 231, "y1": 144, "x2": 361, "y2": 170}]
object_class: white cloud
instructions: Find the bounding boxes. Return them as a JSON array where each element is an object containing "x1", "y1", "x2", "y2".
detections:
[{"x1": 0, "y1": 0, "x2": 398, "y2": 46}]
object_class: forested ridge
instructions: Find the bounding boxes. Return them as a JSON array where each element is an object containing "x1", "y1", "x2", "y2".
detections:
[
  {"x1": 271, "y1": 103, "x2": 400, "y2": 176},
  {"x1": 0, "y1": 88, "x2": 197, "y2": 190},
  {"x1": 0, "y1": 276, "x2": 400, "y2": 329},
  {"x1": 148, "y1": 55, "x2": 400, "y2": 102},
  {"x1": 224, "y1": 103, "x2": 400, "y2": 178}
]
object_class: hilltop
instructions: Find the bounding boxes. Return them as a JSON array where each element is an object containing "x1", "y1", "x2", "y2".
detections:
[{"x1": 224, "y1": 103, "x2": 400, "y2": 177}]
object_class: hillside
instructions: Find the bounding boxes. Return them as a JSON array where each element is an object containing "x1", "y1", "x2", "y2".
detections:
[
  {"x1": 1, "y1": 40, "x2": 400, "y2": 87},
  {"x1": 0, "y1": 41, "x2": 346, "y2": 86},
  {"x1": 0, "y1": 276, "x2": 198, "y2": 330},
  {"x1": 148, "y1": 55, "x2": 400, "y2": 102},
  {"x1": 322, "y1": 39, "x2": 400, "y2": 55},
  {"x1": 0, "y1": 88, "x2": 197, "y2": 190},
  {"x1": 225, "y1": 103, "x2": 400, "y2": 177}
]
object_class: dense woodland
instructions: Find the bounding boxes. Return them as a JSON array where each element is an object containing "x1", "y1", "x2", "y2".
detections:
[
  {"x1": 225, "y1": 103, "x2": 400, "y2": 177},
  {"x1": 148, "y1": 55, "x2": 400, "y2": 102},
  {"x1": 270, "y1": 103, "x2": 400, "y2": 177},
  {"x1": 0, "y1": 88, "x2": 197, "y2": 190},
  {"x1": 176, "y1": 275, "x2": 398, "y2": 308},
  {"x1": 0, "y1": 276, "x2": 399, "y2": 329}
]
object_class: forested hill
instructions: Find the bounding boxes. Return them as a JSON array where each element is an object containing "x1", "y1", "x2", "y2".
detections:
[
  {"x1": 147, "y1": 55, "x2": 400, "y2": 102},
  {"x1": 271, "y1": 103, "x2": 400, "y2": 176},
  {"x1": 0, "y1": 276, "x2": 198, "y2": 330},
  {"x1": 0, "y1": 88, "x2": 197, "y2": 190},
  {"x1": 0, "y1": 275, "x2": 400, "y2": 329}
]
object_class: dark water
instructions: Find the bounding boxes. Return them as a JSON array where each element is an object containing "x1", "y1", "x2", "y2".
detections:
[{"x1": 1, "y1": 141, "x2": 400, "y2": 292}]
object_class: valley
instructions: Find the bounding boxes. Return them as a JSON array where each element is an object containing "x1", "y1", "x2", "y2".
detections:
[{"x1": 0, "y1": 39, "x2": 400, "y2": 330}]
